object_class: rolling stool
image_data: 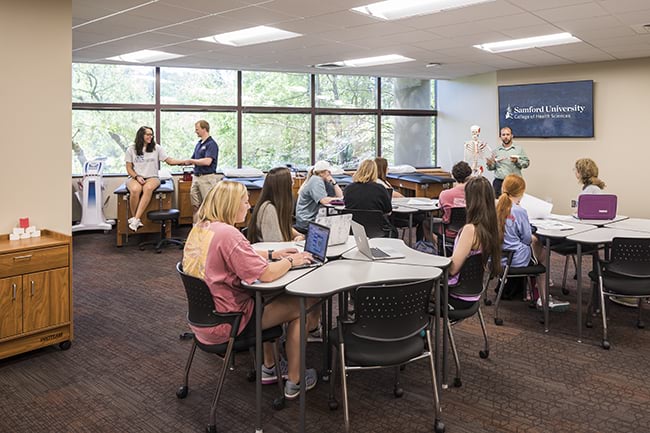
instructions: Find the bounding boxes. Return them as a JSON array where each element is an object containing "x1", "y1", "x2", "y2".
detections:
[{"x1": 139, "y1": 209, "x2": 185, "y2": 253}]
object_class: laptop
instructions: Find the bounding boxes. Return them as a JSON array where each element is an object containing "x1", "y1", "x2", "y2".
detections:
[
  {"x1": 350, "y1": 221, "x2": 405, "y2": 260},
  {"x1": 576, "y1": 194, "x2": 617, "y2": 220},
  {"x1": 315, "y1": 214, "x2": 353, "y2": 246},
  {"x1": 292, "y1": 222, "x2": 330, "y2": 269}
]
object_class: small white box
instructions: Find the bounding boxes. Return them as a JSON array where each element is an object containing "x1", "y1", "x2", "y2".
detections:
[
  {"x1": 13, "y1": 227, "x2": 25, "y2": 235},
  {"x1": 19, "y1": 233, "x2": 31, "y2": 239},
  {"x1": 31, "y1": 230, "x2": 41, "y2": 238},
  {"x1": 9, "y1": 233, "x2": 20, "y2": 241},
  {"x1": 25, "y1": 226, "x2": 36, "y2": 234}
]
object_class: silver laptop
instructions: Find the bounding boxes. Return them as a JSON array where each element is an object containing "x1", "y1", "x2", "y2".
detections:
[
  {"x1": 291, "y1": 222, "x2": 330, "y2": 269},
  {"x1": 315, "y1": 214, "x2": 352, "y2": 246},
  {"x1": 350, "y1": 221, "x2": 405, "y2": 260}
]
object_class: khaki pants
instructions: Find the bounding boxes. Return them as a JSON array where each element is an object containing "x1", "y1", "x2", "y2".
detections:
[{"x1": 190, "y1": 174, "x2": 218, "y2": 208}]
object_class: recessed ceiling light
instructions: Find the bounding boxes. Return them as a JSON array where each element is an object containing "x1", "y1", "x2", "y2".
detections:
[
  {"x1": 323, "y1": 54, "x2": 415, "y2": 68},
  {"x1": 351, "y1": 0, "x2": 495, "y2": 21},
  {"x1": 474, "y1": 32, "x2": 581, "y2": 53},
  {"x1": 106, "y1": 49, "x2": 184, "y2": 63},
  {"x1": 198, "y1": 26, "x2": 301, "y2": 47},
  {"x1": 426, "y1": 62, "x2": 442, "y2": 68}
]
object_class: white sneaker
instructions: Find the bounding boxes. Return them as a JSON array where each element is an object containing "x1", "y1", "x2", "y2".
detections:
[
  {"x1": 537, "y1": 295, "x2": 570, "y2": 312},
  {"x1": 129, "y1": 218, "x2": 142, "y2": 231}
]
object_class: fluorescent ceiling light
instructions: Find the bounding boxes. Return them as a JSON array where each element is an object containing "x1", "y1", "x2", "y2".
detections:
[
  {"x1": 474, "y1": 32, "x2": 581, "y2": 53},
  {"x1": 351, "y1": 0, "x2": 495, "y2": 20},
  {"x1": 106, "y1": 49, "x2": 184, "y2": 63},
  {"x1": 332, "y1": 54, "x2": 415, "y2": 68},
  {"x1": 198, "y1": 26, "x2": 301, "y2": 47}
]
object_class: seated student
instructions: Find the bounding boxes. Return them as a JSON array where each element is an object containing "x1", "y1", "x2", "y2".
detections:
[
  {"x1": 182, "y1": 181, "x2": 320, "y2": 399},
  {"x1": 447, "y1": 176, "x2": 501, "y2": 308},
  {"x1": 344, "y1": 159, "x2": 392, "y2": 214},
  {"x1": 575, "y1": 158, "x2": 606, "y2": 195},
  {"x1": 295, "y1": 160, "x2": 343, "y2": 233},
  {"x1": 247, "y1": 167, "x2": 304, "y2": 243},
  {"x1": 125, "y1": 126, "x2": 187, "y2": 231},
  {"x1": 374, "y1": 156, "x2": 426, "y2": 243},
  {"x1": 496, "y1": 174, "x2": 568, "y2": 310},
  {"x1": 433, "y1": 161, "x2": 472, "y2": 246}
]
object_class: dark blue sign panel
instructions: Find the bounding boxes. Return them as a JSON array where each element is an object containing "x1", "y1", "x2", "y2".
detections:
[{"x1": 498, "y1": 80, "x2": 594, "y2": 138}]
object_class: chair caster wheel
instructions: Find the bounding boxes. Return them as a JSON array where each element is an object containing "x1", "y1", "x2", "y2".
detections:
[
  {"x1": 59, "y1": 341, "x2": 72, "y2": 350},
  {"x1": 139, "y1": 246, "x2": 145, "y2": 251},
  {"x1": 272, "y1": 397, "x2": 285, "y2": 410},
  {"x1": 562, "y1": 288, "x2": 570, "y2": 295},
  {"x1": 206, "y1": 425, "x2": 216, "y2": 433},
  {"x1": 453, "y1": 377, "x2": 462, "y2": 388},
  {"x1": 585, "y1": 321, "x2": 593, "y2": 328},
  {"x1": 494, "y1": 318, "x2": 503, "y2": 326},
  {"x1": 394, "y1": 387, "x2": 404, "y2": 398},
  {"x1": 637, "y1": 321, "x2": 645, "y2": 329},
  {"x1": 156, "y1": 249, "x2": 162, "y2": 254},
  {"x1": 484, "y1": 298, "x2": 492, "y2": 306},
  {"x1": 434, "y1": 419, "x2": 445, "y2": 433},
  {"x1": 246, "y1": 370, "x2": 256, "y2": 382},
  {"x1": 602, "y1": 340, "x2": 610, "y2": 350},
  {"x1": 321, "y1": 374, "x2": 330, "y2": 383},
  {"x1": 479, "y1": 350, "x2": 489, "y2": 359},
  {"x1": 176, "y1": 386, "x2": 188, "y2": 399},
  {"x1": 328, "y1": 399, "x2": 339, "y2": 410}
]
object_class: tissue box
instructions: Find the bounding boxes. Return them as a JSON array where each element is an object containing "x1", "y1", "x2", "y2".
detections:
[
  {"x1": 13, "y1": 227, "x2": 25, "y2": 235},
  {"x1": 31, "y1": 230, "x2": 41, "y2": 238},
  {"x1": 19, "y1": 233, "x2": 31, "y2": 239},
  {"x1": 9, "y1": 233, "x2": 20, "y2": 241},
  {"x1": 25, "y1": 226, "x2": 36, "y2": 234}
]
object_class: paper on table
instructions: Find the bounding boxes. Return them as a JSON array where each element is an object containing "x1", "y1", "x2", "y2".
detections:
[
  {"x1": 407, "y1": 198, "x2": 433, "y2": 205},
  {"x1": 531, "y1": 219, "x2": 573, "y2": 231},
  {"x1": 519, "y1": 193, "x2": 553, "y2": 219}
]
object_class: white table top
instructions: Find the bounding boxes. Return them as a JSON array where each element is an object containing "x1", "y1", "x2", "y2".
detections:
[
  {"x1": 550, "y1": 213, "x2": 629, "y2": 226},
  {"x1": 531, "y1": 220, "x2": 596, "y2": 239},
  {"x1": 253, "y1": 237, "x2": 356, "y2": 259},
  {"x1": 285, "y1": 260, "x2": 442, "y2": 297},
  {"x1": 241, "y1": 267, "x2": 316, "y2": 291},
  {"x1": 392, "y1": 197, "x2": 440, "y2": 211},
  {"x1": 342, "y1": 237, "x2": 451, "y2": 268},
  {"x1": 566, "y1": 227, "x2": 650, "y2": 244},
  {"x1": 604, "y1": 218, "x2": 650, "y2": 233}
]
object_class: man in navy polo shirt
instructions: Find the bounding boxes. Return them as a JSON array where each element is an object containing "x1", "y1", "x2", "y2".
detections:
[{"x1": 185, "y1": 119, "x2": 219, "y2": 217}]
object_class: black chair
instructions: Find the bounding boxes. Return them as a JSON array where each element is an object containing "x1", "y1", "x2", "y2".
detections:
[
  {"x1": 488, "y1": 250, "x2": 546, "y2": 326},
  {"x1": 175, "y1": 263, "x2": 285, "y2": 433},
  {"x1": 327, "y1": 278, "x2": 444, "y2": 433},
  {"x1": 432, "y1": 207, "x2": 466, "y2": 257},
  {"x1": 342, "y1": 208, "x2": 397, "y2": 238},
  {"x1": 548, "y1": 241, "x2": 600, "y2": 295},
  {"x1": 588, "y1": 237, "x2": 650, "y2": 350},
  {"x1": 139, "y1": 209, "x2": 185, "y2": 253},
  {"x1": 446, "y1": 254, "x2": 489, "y2": 388}
]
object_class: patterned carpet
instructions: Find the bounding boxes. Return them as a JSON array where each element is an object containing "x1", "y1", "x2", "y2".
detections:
[{"x1": 1, "y1": 227, "x2": 649, "y2": 433}]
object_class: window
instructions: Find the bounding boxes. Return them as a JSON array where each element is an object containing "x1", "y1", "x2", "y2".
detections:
[
  {"x1": 381, "y1": 78, "x2": 434, "y2": 110},
  {"x1": 381, "y1": 116, "x2": 436, "y2": 167},
  {"x1": 160, "y1": 67, "x2": 236, "y2": 106},
  {"x1": 316, "y1": 115, "x2": 376, "y2": 168},
  {"x1": 242, "y1": 114, "x2": 310, "y2": 170},
  {"x1": 242, "y1": 71, "x2": 310, "y2": 107},
  {"x1": 72, "y1": 63, "x2": 154, "y2": 104},
  {"x1": 315, "y1": 74, "x2": 376, "y2": 109}
]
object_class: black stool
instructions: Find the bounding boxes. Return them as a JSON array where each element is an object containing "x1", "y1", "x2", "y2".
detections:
[{"x1": 139, "y1": 209, "x2": 185, "y2": 253}]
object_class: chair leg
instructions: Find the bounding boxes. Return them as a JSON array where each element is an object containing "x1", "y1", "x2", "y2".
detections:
[
  {"x1": 446, "y1": 321, "x2": 462, "y2": 388},
  {"x1": 561, "y1": 255, "x2": 570, "y2": 293},
  {"x1": 637, "y1": 298, "x2": 645, "y2": 329},
  {"x1": 328, "y1": 344, "x2": 339, "y2": 410},
  {"x1": 477, "y1": 307, "x2": 490, "y2": 359},
  {"x1": 493, "y1": 271, "x2": 508, "y2": 326},
  {"x1": 598, "y1": 278, "x2": 610, "y2": 350},
  {"x1": 425, "y1": 329, "x2": 444, "y2": 433},
  {"x1": 176, "y1": 340, "x2": 198, "y2": 399},
  {"x1": 339, "y1": 343, "x2": 351, "y2": 433},
  {"x1": 208, "y1": 340, "x2": 236, "y2": 432},
  {"x1": 271, "y1": 341, "x2": 286, "y2": 410},
  {"x1": 393, "y1": 365, "x2": 404, "y2": 397}
]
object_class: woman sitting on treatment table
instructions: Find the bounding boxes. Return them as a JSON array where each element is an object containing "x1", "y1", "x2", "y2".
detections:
[
  {"x1": 182, "y1": 181, "x2": 320, "y2": 399},
  {"x1": 247, "y1": 167, "x2": 304, "y2": 243},
  {"x1": 124, "y1": 126, "x2": 186, "y2": 232}
]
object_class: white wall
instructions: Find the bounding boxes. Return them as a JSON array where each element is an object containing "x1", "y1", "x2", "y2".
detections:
[
  {"x1": 1, "y1": 1, "x2": 71, "y2": 234},
  {"x1": 437, "y1": 72, "x2": 497, "y2": 178}
]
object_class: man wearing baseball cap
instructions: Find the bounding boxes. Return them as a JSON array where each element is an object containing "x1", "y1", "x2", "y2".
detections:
[{"x1": 295, "y1": 160, "x2": 343, "y2": 232}]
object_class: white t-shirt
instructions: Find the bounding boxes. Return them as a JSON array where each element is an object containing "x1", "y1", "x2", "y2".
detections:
[{"x1": 125, "y1": 144, "x2": 167, "y2": 178}]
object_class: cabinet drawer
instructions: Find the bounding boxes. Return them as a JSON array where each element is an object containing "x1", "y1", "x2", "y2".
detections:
[{"x1": 0, "y1": 246, "x2": 69, "y2": 278}]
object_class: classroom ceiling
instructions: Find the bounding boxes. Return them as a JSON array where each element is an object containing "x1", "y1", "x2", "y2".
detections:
[{"x1": 72, "y1": 0, "x2": 650, "y2": 79}]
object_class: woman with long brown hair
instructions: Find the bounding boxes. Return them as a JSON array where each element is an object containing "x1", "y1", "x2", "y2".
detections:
[{"x1": 574, "y1": 158, "x2": 605, "y2": 194}]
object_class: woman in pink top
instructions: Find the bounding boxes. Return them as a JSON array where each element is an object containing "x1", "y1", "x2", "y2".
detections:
[{"x1": 182, "y1": 181, "x2": 320, "y2": 399}]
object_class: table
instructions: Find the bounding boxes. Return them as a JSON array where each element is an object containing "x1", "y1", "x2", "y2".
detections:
[
  {"x1": 254, "y1": 236, "x2": 356, "y2": 260},
  {"x1": 550, "y1": 213, "x2": 629, "y2": 227},
  {"x1": 566, "y1": 228, "x2": 650, "y2": 342},
  {"x1": 605, "y1": 218, "x2": 650, "y2": 233},
  {"x1": 285, "y1": 260, "x2": 443, "y2": 432}
]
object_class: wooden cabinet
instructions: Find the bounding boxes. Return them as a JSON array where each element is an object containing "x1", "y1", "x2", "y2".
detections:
[
  {"x1": 0, "y1": 230, "x2": 72, "y2": 359},
  {"x1": 178, "y1": 180, "x2": 193, "y2": 225}
]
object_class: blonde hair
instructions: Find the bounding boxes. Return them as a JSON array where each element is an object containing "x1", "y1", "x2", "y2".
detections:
[
  {"x1": 496, "y1": 174, "x2": 526, "y2": 242},
  {"x1": 575, "y1": 158, "x2": 605, "y2": 190},
  {"x1": 353, "y1": 159, "x2": 378, "y2": 183},
  {"x1": 197, "y1": 181, "x2": 247, "y2": 225}
]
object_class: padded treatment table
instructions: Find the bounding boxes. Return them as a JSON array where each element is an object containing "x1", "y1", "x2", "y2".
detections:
[
  {"x1": 222, "y1": 176, "x2": 264, "y2": 207},
  {"x1": 386, "y1": 173, "x2": 454, "y2": 198},
  {"x1": 332, "y1": 174, "x2": 353, "y2": 188},
  {"x1": 113, "y1": 178, "x2": 174, "y2": 247}
]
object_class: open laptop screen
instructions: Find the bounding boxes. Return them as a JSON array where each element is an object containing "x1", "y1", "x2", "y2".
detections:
[{"x1": 304, "y1": 222, "x2": 330, "y2": 263}]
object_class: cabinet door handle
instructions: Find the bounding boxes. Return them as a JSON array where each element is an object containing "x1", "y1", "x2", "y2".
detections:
[
  {"x1": 31, "y1": 280, "x2": 35, "y2": 296},
  {"x1": 13, "y1": 254, "x2": 33, "y2": 261},
  {"x1": 12, "y1": 283, "x2": 17, "y2": 300}
]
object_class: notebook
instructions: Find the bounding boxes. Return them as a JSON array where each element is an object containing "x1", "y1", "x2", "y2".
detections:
[
  {"x1": 315, "y1": 214, "x2": 353, "y2": 246},
  {"x1": 292, "y1": 222, "x2": 330, "y2": 269},
  {"x1": 350, "y1": 221, "x2": 405, "y2": 261},
  {"x1": 576, "y1": 194, "x2": 617, "y2": 220}
]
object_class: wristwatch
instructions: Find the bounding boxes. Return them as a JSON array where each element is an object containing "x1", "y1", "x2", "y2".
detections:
[
  {"x1": 285, "y1": 256, "x2": 294, "y2": 267},
  {"x1": 331, "y1": 180, "x2": 337, "y2": 185},
  {"x1": 267, "y1": 249, "x2": 274, "y2": 261}
]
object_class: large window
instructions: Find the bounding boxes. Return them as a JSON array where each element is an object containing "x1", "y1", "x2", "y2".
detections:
[{"x1": 72, "y1": 64, "x2": 437, "y2": 175}]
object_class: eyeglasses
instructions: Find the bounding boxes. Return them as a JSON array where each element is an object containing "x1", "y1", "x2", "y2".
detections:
[{"x1": 144, "y1": 133, "x2": 154, "y2": 136}]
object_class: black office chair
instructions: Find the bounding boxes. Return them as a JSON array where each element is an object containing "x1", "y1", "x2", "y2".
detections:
[
  {"x1": 175, "y1": 263, "x2": 285, "y2": 433},
  {"x1": 446, "y1": 253, "x2": 490, "y2": 388},
  {"x1": 432, "y1": 207, "x2": 466, "y2": 257},
  {"x1": 588, "y1": 237, "x2": 650, "y2": 350},
  {"x1": 488, "y1": 250, "x2": 546, "y2": 326},
  {"x1": 139, "y1": 209, "x2": 185, "y2": 253},
  {"x1": 327, "y1": 278, "x2": 444, "y2": 433},
  {"x1": 342, "y1": 208, "x2": 397, "y2": 238}
]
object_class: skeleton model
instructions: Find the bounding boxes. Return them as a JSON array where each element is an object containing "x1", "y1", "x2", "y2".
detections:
[{"x1": 463, "y1": 125, "x2": 492, "y2": 176}]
